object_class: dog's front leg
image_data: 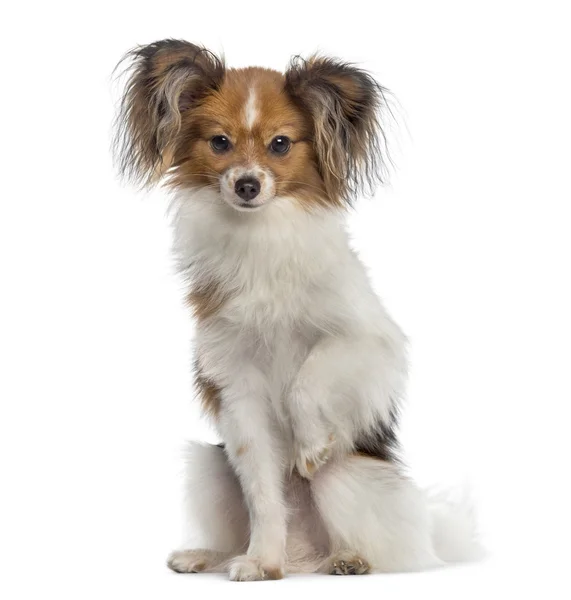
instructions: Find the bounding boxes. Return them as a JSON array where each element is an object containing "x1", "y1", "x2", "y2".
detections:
[
  {"x1": 290, "y1": 335, "x2": 403, "y2": 479},
  {"x1": 218, "y1": 372, "x2": 287, "y2": 581},
  {"x1": 289, "y1": 339, "x2": 341, "y2": 479}
]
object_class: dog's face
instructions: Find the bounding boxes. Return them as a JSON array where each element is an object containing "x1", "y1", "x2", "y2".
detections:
[
  {"x1": 176, "y1": 67, "x2": 319, "y2": 212},
  {"x1": 115, "y1": 40, "x2": 388, "y2": 210}
]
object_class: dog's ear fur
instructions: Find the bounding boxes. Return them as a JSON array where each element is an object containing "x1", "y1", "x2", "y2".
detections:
[
  {"x1": 114, "y1": 39, "x2": 224, "y2": 186},
  {"x1": 285, "y1": 55, "x2": 390, "y2": 204}
]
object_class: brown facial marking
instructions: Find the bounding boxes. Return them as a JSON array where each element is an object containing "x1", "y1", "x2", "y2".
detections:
[{"x1": 170, "y1": 66, "x2": 331, "y2": 208}]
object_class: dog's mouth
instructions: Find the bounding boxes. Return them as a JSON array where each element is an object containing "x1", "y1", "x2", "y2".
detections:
[
  {"x1": 221, "y1": 188, "x2": 275, "y2": 212},
  {"x1": 230, "y1": 199, "x2": 270, "y2": 212}
]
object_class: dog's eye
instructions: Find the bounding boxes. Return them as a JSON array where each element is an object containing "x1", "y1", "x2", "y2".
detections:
[
  {"x1": 269, "y1": 136, "x2": 291, "y2": 155},
  {"x1": 210, "y1": 135, "x2": 231, "y2": 153}
]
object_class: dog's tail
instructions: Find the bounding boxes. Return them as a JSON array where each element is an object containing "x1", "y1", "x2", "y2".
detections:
[{"x1": 428, "y1": 487, "x2": 486, "y2": 564}]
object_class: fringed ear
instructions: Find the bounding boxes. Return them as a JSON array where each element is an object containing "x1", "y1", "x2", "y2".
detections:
[
  {"x1": 285, "y1": 55, "x2": 390, "y2": 205},
  {"x1": 113, "y1": 39, "x2": 224, "y2": 186}
]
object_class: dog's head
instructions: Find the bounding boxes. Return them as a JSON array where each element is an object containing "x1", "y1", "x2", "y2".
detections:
[{"x1": 114, "y1": 39, "x2": 390, "y2": 211}]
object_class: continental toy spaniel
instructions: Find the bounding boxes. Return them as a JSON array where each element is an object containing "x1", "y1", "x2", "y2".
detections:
[{"x1": 114, "y1": 39, "x2": 481, "y2": 581}]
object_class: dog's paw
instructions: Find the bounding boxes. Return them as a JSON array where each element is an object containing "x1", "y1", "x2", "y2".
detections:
[
  {"x1": 328, "y1": 551, "x2": 370, "y2": 575},
  {"x1": 167, "y1": 549, "x2": 209, "y2": 573},
  {"x1": 295, "y1": 433, "x2": 335, "y2": 479},
  {"x1": 167, "y1": 548, "x2": 226, "y2": 573},
  {"x1": 228, "y1": 555, "x2": 284, "y2": 581}
]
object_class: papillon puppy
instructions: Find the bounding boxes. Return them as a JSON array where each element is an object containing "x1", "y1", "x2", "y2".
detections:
[{"x1": 114, "y1": 39, "x2": 482, "y2": 581}]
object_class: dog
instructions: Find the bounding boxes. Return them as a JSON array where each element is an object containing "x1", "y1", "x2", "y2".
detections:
[{"x1": 114, "y1": 39, "x2": 482, "y2": 580}]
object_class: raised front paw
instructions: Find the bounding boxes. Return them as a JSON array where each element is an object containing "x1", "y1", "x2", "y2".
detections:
[
  {"x1": 228, "y1": 555, "x2": 284, "y2": 581},
  {"x1": 295, "y1": 433, "x2": 335, "y2": 479}
]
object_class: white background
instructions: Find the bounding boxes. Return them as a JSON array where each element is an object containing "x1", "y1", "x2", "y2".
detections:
[{"x1": 1, "y1": 1, "x2": 570, "y2": 598}]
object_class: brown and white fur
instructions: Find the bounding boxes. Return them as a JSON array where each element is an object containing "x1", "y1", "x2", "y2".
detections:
[{"x1": 114, "y1": 39, "x2": 482, "y2": 581}]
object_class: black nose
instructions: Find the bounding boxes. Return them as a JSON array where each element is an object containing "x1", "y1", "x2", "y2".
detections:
[{"x1": 234, "y1": 177, "x2": 261, "y2": 201}]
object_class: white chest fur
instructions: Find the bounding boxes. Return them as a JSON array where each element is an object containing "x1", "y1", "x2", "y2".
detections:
[{"x1": 170, "y1": 189, "x2": 406, "y2": 446}]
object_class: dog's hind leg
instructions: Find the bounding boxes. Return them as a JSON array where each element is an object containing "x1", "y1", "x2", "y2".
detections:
[
  {"x1": 167, "y1": 442, "x2": 248, "y2": 574},
  {"x1": 311, "y1": 454, "x2": 442, "y2": 574}
]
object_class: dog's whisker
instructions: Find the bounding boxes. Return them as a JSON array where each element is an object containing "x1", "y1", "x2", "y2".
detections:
[{"x1": 276, "y1": 179, "x2": 326, "y2": 193}]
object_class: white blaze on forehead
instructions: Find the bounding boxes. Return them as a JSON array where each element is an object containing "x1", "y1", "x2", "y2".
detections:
[{"x1": 244, "y1": 88, "x2": 258, "y2": 130}]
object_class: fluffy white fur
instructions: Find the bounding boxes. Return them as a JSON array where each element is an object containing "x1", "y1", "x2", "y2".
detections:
[{"x1": 167, "y1": 189, "x2": 483, "y2": 580}]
